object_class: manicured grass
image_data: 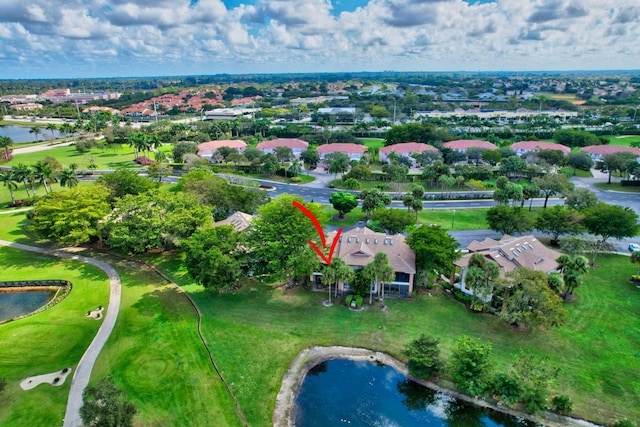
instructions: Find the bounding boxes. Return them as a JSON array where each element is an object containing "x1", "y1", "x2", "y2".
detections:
[
  {"x1": 0, "y1": 246, "x2": 110, "y2": 426},
  {"x1": 418, "y1": 207, "x2": 490, "y2": 230},
  {"x1": 603, "y1": 135, "x2": 640, "y2": 147},
  {"x1": 6, "y1": 143, "x2": 143, "y2": 170},
  {"x1": 594, "y1": 182, "x2": 640, "y2": 193},
  {"x1": 0, "y1": 180, "x2": 95, "y2": 209},
  {"x1": 357, "y1": 138, "x2": 385, "y2": 149},
  {"x1": 560, "y1": 167, "x2": 593, "y2": 178},
  {"x1": 148, "y1": 252, "x2": 640, "y2": 426},
  {"x1": 243, "y1": 172, "x2": 315, "y2": 184},
  {"x1": 321, "y1": 205, "x2": 365, "y2": 227}
]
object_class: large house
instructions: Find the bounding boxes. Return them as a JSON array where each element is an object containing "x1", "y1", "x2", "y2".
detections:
[
  {"x1": 312, "y1": 227, "x2": 416, "y2": 298},
  {"x1": 316, "y1": 143, "x2": 367, "y2": 162},
  {"x1": 443, "y1": 139, "x2": 498, "y2": 152},
  {"x1": 197, "y1": 140, "x2": 247, "y2": 162},
  {"x1": 579, "y1": 145, "x2": 640, "y2": 162},
  {"x1": 379, "y1": 142, "x2": 439, "y2": 166},
  {"x1": 510, "y1": 141, "x2": 571, "y2": 156},
  {"x1": 452, "y1": 234, "x2": 561, "y2": 294},
  {"x1": 257, "y1": 138, "x2": 309, "y2": 159}
]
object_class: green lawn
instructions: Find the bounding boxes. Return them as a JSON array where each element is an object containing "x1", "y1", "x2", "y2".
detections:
[
  {"x1": 594, "y1": 182, "x2": 640, "y2": 193},
  {"x1": 0, "y1": 246, "x2": 110, "y2": 426},
  {"x1": 357, "y1": 138, "x2": 385, "y2": 149},
  {"x1": 242, "y1": 173, "x2": 315, "y2": 185},
  {"x1": 560, "y1": 167, "x2": 593, "y2": 178},
  {"x1": 604, "y1": 135, "x2": 640, "y2": 147},
  {"x1": 145, "y1": 252, "x2": 640, "y2": 426},
  {"x1": 6, "y1": 143, "x2": 143, "y2": 170}
]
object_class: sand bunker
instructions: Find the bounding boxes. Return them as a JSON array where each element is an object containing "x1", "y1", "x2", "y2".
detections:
[
  {"x1": 85, "y1": 306, "x2": 104, "y2": 320},
  {"x1": 20, "y1": 367, "x2": 73, "y2": 390}
]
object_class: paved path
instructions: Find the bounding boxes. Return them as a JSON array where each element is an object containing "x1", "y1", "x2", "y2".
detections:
[
  {"x1": 0, "y1": 240, "x2": 122, "y2": 427},
  {"x1": 11, "y1": 140, "x2": 76, "y2": 155}
]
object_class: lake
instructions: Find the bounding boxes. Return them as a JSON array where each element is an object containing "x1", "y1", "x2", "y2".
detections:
[
  {"x1": 294, "y1": 359, "x2": 538, "y2": 427},
  {"x1": 0, "y1": 290, "x2": 55, "y2": 322},
  {"x1": 0, "y1": 125, "x2": 63, "y2": 143}
]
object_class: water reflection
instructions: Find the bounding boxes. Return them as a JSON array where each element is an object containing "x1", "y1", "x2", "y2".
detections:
[{"x1": 0, "y1": 290, "x2": 55, "y2": 322}]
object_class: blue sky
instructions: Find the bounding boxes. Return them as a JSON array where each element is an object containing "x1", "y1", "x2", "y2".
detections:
[{"x1": 0, "y1": 0, "x2": 637, "y2": 79}]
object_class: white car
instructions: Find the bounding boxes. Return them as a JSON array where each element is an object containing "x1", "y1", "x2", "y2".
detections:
[{"x1": 629, "y1": 243, "x2": 640, "y2": 252}]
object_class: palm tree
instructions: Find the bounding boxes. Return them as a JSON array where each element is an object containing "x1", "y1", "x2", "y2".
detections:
[
  {"x1": 631, "y1": 250, "x2": 640, "y2": 276},
  {"x1": 59, "y1": 122, "x2": 73, "y2": 139},
  {"x1": 0, "y1": 135, "x2": 13, "y2": 161},
  {"x1": 58, "y1": 167, "x2": 79, "y2": 188},
  {"x1": 33, "y1": 160, "x2": 54, "y2": 194},
  {"x1": 557, "y1": 254, "x2": 589, "y2": 299},
  {"x1": 13, "y1": 163, "x2": 33, "y2": 198},
  {"x1": 320, "y1": 258, "x2": 355, "y2": 305},
  {"x1": 46, "y1": 123, "x2": 58, "y2": 139},
  {"x1": 29, "y1": 126, "x2": 42, "y2": 142},
  {"x1": 0, "y1": 170, "x2": 18, "y2": 205},
  {"x1": 363, "y1": 252, "x2": 395, "y2": 304},
  {"x1": 287, "y1": 159, "x2": 303, "y2": 177}
]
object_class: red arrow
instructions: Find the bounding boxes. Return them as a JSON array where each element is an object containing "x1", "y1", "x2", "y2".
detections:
[{"x1": 293, "y1": 201, "x2": 343, "y2": 266}]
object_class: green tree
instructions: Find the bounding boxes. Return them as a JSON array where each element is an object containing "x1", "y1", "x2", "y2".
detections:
[
  {"x1": 97, "y1": 168, "x2": 158, "y2": 202},
  {"x1": 247, "y1": 194, "x2": 327, "y2": 283},
  {"x1": 532, "y1": 173, "x2": 573, "y2": 208},
  {"x1": 80, "y1": 376, "x2": 136, "y2": 427},
  {"x1": 403, "y1": 335, "x2": 444, "y2": 379},
  {"x1": 327, "y1": 152, "x2": 350, "y2": 177},
  {"x1": 406, "y1": 225, "x2": 460, "y2": 284},
  {"x1": 486, "y1": 205, "x2": 534, "y2": 235},
  {"x1": 449, "y1": 336, "x2": 493, "y2": 395},
  {"x1": 482, "y1": 149, "x2": 502, "y2": 166},
  {"x1": 557, "y1": 254, "x2": 589, "y2": 299},
  {"x1": 300, "y1": 147, "x2": 320, "y2": 170},
  {"x1": 465, "y1": 253, "x2": 500, "y2": 312},
  {"x1": 567, "y1": 151, "x2": 594, "y2": 175},
  {"x1": 359, "y1": 189, "x2": 392, "y2": 215},
  {"x1": 0, "y1": 169, "x2": 18, "y2": 205},
  {"x1": 362, "y1": 252, "x2": 395, "y2": 303},
  {"x1": 0, "y1": 135, "x2": 13, "y2": 162},
  {"x1": 631, "y1": 250, "x2": 640, "y2": 276},
  {"x1": 58, "y1": 167, "x2": 79, "y2": 189},
  {"x1": 29, "y1": 186, "x2": 111, "y2": 245},
  {"x1": 183, "y1": 226, "x2": 246, "y2": 291},
  {"x1": 582, "y1": 203, "x2": 638, "y2": 265},
  {"x1": 172, "y1": 141, "x2": 199, "y2": 162},
  {"x1": 33, "y1": 160, "x2": 54, "y2": 194},
  {"x1": 287, "y1": 159, "x2": 303, "y2": 177},
  {"x1": 320, "y1": 257, "x2": 355, "y2": 304},
  {"x1": 147, "y1": 162, "x2": 173, "y2": 182},
  {"x1": 512, "y1": 352, "x2": 559, "y2": 414},
  {"x1": 274, "y1": 146, "x2": 293, "y2": 164},
  {"x1": 534, "y1": 205, "x2": 583, "y2": 244},
  {"x1": 105, "y1": 192, "x2": 210, "y2": 253},
  {"x1": 370, "y1": 208, "x2": 414, "y2": 234},
  {"x1": 329, "y1": 192, "x2": 358, "y2": 218},
  {"x1": 29, "y1": 125, "x2": 42, "y2": 142},
  {"x1": 13, "y1": 163, "x2": 34, "y2": 198},
  {"x1": 563, "y1": 188, "x2": 599, "y2": 211},
  {"x1": 601, "y1": 151, "x2": 638, "y2": 183}
]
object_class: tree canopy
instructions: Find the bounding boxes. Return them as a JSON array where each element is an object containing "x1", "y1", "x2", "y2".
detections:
[
  {"x1": 329, "y1": 192, "x2": 358, "y2": 218},
  {"x1": 97, "y1": 168, "x2": 158, "y2": 203},
  {"x1": 486, "y1": 206, "x2": 535, "y2": 235},
  {"x1": 80, "y1": 376, "x2": 136, "y2": 427},
  {"x1": 369, "y1": 208, "x2": 414, "y2": 234},
  {"x1": 406, "y1": 225, "x2": 460, "y2": 280}
]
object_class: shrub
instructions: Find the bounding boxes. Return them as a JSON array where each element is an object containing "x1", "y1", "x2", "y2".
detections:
[
  {"x1": 612, "y1": 419, "x2": 637, "y2": 427},
  {"x1": 343, "y1": 178, "x2": 362, "y2": 190},
  {"x1": 487, "y1": 373, "x2": 522, "y2": 405},
  {"x1": 449, "y1": 336, "x2": 493, "y2": 395},
  {"x1": 289, "y1": 176, "x2": 302, "y2": 183},
  {"x1": 550, "y1": 395, "x2": 573, "y2": 415},
  {"x1": 403, "y1": 334, "x2": 444, "y2": 379}
]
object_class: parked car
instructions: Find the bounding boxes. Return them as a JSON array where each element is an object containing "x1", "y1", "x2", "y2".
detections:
[{"x1": 629, "y1": 243, "x2": 640, "y2": 252}]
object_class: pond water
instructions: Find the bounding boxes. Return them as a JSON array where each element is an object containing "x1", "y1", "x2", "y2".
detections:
[
  {"x1": 0, "y1": 290, "x2": 55, "y2": 322},
  {"x1": 294, "y1": 359, "x2": 538, "y2": 427},
  {"x1": 0, "y1": 125, "x2": 63, "y2": 143}
]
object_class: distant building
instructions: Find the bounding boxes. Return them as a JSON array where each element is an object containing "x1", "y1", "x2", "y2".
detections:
[
  {"x1": 443, "y1": 140, "x2": 498, "y2": 152},
  {"x1": 379, "y1": 142, "x2": 439, "y2": 166},
  {"x1": 11, "y1": 103, "x2": 42, "y2": 111},
  {"x1": 316, "y1": 143, "x2": 367, "y2": 162},
  {"x1": 510, "y1": 141, "x2": 571, "y2": 156},
  {"x1": 315, "y1": 107, "x2": 356, "y2": 124},
  {"x1": 256, "y1": 138, "x2": 309, "y2": 158},
  {"x1": 580, "y1": 145, "x2": 640, "y2": 162},
  {"x1": 204, "y1": 108, "x2": 255, "y2": 121},
  {"x1": 197, "y1": 140, "x2": 247, "y2": 161}
]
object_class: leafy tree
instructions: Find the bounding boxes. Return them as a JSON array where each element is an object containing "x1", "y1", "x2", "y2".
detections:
[
  {"x1": 329, "y1": 192, "x2": 358, "y2": 218},
  {"x1": 182, "y1": 226, "x2": 245, "y2": 291},
  {"x1": 29, "y1": 186, "x2": 111, "y2": 246},
  {"x1": 487, "y1": 373, "x2": 522, "y2": 406},
  {"x1": 172, "y1": 141, "x2": 199, "y2": 162},
  {"x1": 553, "y1": 128, "x2": 604, "y2": 148},
  {"x1": 612, "y1": 419, "x2": 638, "y2": 427},
  {"x1": 499, "y1": 156, "x2": 528, "y2": 179},
  {"x1": 550, "y1": 395, "x2": 573, "y2": 415},
  {"x1": 343, "y1": 164, "x2": 371, "y2": 181},
  {"x1": 582, "y1": 203, "x2": 638, "y2": 264},
  {"x1": 342, "y1": 178, "x2": 361, "y2": 190},
  {"x1": 247, "y1": 194, "x2": 326, "y2": 282},
  {"x1": 362, "y1": 252, "x2": 395, "y2": 303},
  {"x1": 243, "y1": 146, "x2": 263, "y2": 162},
  {"x1": 567, "y1": 151, "x2": 594, "y2": 175},
  {"x1": 80, "y1": 376, "x2": 136, "y2": 427},
  {"x1": 535, "y1": 149, "x2": 567, "y2": 167},
  {"x1": 260, "y1": 154, "x2": 279, "y2": 176},
  {"x1": 147, "y1": 162, "x2": 173, "y2": 182},
  {"x1": 359, "y1": 189, "x2": 392, "y2": 215},
  {"x1": 498, "y1": 269, "x2": 567, "y2": 329},
  {"x1": 563, "y1": 188, "x2": 599, "y2": 211},
  {"x1": 320, "y1": 257, "x2": 354, "y2": 304},
  {"x1": 105, "y1": 192, "x2": 210, "y2": 253},
  {"x1": 532, "y1": 173, "x2": 573, "y2": 208},
  {"x1": 601, "y1": 151, "x2": 638, "y2": 183},
  {"x1": 482, "y1": 149, "x2": 502, "y2": 166},
  {"x1": 449, "y1": 336, "x2": 493, "y2": 395},
  {"x1": 403, "y1": 335, "x2": 444, "y2": 379},
  {"x1": 97, "y1": 168, "x2": 158, "y2": 203},
  {"x1": 535, "y1": 205, "x2": 583, "y2": 244},
  {"x1": 486, "y1": 205, "x2": 534, "y2": 235},
  {"x1": 274, "y1": 146, "x2": 293, "y2": 163},
  {"x1": 465, "y1": 253, "x2": 500, "y2": 312},
  {"x1": 406, "y1": 225, "x2": 459, "y2": 284},
  {"x1": 512, "y1": 352, "x2": 559, "y2": 414},
  {"x1": 370, "y1": 208, "x2": 413, "y2": 234},
  {"x1": 301, "y1": 147, "x2": 320, "y2": 170}
]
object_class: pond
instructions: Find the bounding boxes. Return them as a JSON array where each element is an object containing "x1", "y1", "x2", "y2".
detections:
[
  {"x1": 0, "y1": 125, "x2": 63, "y2": 143},
  {"x1": 0, "y1": 290, "x2": 56, "y2": 322},
  {"x1": 294, "y1": 359, "x2": 539, "y2": 427}
]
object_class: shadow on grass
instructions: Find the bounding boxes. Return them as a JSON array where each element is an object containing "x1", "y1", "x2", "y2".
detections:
[{"x1": 131, "y1": 287, "x2": 196, "y2": 322}]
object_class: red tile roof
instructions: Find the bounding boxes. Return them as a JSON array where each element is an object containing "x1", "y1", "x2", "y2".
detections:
[
  {"x1": 257, "y1": 138, "x2": 309, "y2": 149},
  {"x1": 443, "y1": 140, "x2": 498, "y2": 150},
  {"x1": 198, "y1": 140, "x2": 247, "y2": 152},
  {"x1": 380, "y1": 142, "x2": 439, "y2": 155},
  {"x1": 580, "y1": 145, "x2": 640, "y2": 156},
  {"x1": 511, "y1": 141, "x2": 571, "y2": 154},
  {"x1": 316, "y1": 143, "x2": 367, "y2": 154}
]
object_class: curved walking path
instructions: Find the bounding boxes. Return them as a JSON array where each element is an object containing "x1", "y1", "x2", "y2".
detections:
[{"x1": 0, "y1": 240, "x2": 121, "y2": 427}]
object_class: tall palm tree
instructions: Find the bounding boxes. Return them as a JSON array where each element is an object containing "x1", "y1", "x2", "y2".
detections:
[
  {"x1": 13, "y1": 163, "x2": 33, "y2": 198},
  {"x1": 631, "y1": 250, "x2": 640, "y2": 276},
  {"x1": 557, "y1": 254, "x2": 589, "y2": 299},
  {"x1": 58, "y1": 167, "x2": 79, "y2": 188},
  {"x1": 320, "y1": 258, "x2": 355, "y2": 305},
  {"x1": 33, "y1": 160, "x2": 54, "y2": 194},
  {"x1": 0, "y1": 170, "x2": 18, "y2": 205},
  {"x1": 287, "y1": 159, "x2": 303, "y2": 177},
  {"x1": 29, "y1": 126, "x2": 42, "y2": 142},
  {"x1": 0, "y1": 135, "x2": 13, "y2": 161},
  {"x1": 59, "y1": 122, "x2": 73, "y2": 139},
  {"x1": 46, "y1": 123, "x2": 58, "y2": 139},
  {"x1": 363, "y1": 252, "x2": 395, "y2": 303}
]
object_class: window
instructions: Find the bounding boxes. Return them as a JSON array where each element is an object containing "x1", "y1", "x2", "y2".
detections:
[{"x1": 395, "y1": 272, "x2": 410, "y2": 283}]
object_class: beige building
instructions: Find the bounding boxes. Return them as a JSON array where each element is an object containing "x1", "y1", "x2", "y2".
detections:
[{"x1": 213, "y1": 212, "x2": 253, "y2": 232}]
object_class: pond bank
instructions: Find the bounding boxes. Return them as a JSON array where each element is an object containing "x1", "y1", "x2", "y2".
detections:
[{"x1": 272, "y1": 346, "x2": 601, "y2": 427}]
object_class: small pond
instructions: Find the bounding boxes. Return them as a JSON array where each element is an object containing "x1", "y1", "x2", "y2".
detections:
[
  {"x1": 0, "y1": 290, "x2": 56, "y2": 322},
  {"x1": 294, "y1": 359, "x2": 539, "y2": 427},
  {"x1": 0, "y1": 125, "x2": 63, "y2": 143}
]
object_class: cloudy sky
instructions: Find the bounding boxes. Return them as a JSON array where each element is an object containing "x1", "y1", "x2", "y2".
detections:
[{"x1": 0, "y1": 0, "x2": 638, "y2": 79}]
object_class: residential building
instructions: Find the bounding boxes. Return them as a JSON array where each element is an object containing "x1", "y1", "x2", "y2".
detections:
[
  {"x1": 315, "y1": 107, "x2": 356, "y2": 124},
  {"x1": 579, "y1": 145, "x2": 640, "y2": 162},
  {"x1": 510, "y1": 141, "x2": 571, "y2": 156},
  {"x1": 197, "y1": 140, "x2": 247, "y2": 161},
  {"x1": 452, "y1": 234, "x2": 561, "y2": 294},
  {"x1": 257, "y1": 138, "x2": 309, "y2": 158},
  {"x1": 443, "y1": 139, "x2": 498, "y2": 152},
  {"x1": 312, "y1": 227, "x2": 416, "y2": 298},
  {"x1": 11, "y1": 103, "x2": 42, "y2": 111},
  {"x1": 379, "y1": 142, "x2": 439, "y2": 166},
  {"x1": 213, "y1": 212, "x2": 253, "y2": 232},
  {"x1": 316, "y1": 143, "x2": 367, "y2": 162}
]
